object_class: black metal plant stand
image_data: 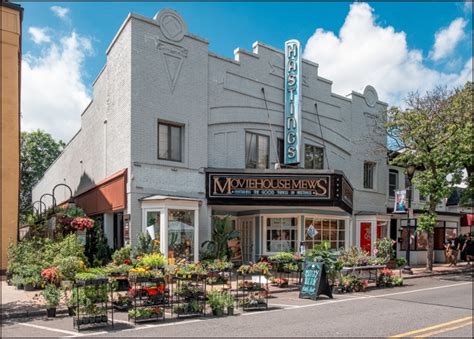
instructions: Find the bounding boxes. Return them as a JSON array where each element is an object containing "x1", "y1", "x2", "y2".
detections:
[
  {"x1": 128, "y1": 276, "x2": 168, "y2": 324},
  {"x1": 236, "y1": 272, "x2": 269, "y2": 311},
  {"x1": 73, "y1": 278, "x2": 114, "y2": 331},
  {"x1": 172, "y1": 274, "x2": 207, "y2": 318}
]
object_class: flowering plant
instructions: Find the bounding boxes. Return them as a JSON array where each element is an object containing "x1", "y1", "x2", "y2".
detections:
[
  {"x1": 41, "y1": 267, "x2": 60, "y2": 285},
  {"x1": 71, "y1": 217, "x2": 94, "y2": 231},
  {"x1": 377, "y1": 268, "x2": 395, "y2": 287},
  {"x1": 374, "y1": 238, "x2": 396, "y2": 263}
]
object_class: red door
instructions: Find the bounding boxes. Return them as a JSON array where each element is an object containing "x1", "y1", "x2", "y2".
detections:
[{"x1": 360, "y1": 222, "x2": 372, "y2": 253}]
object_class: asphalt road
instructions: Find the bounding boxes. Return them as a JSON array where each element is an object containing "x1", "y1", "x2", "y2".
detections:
[{"x1": 1, "y1": 272, "x2": 472, "y2": 338}]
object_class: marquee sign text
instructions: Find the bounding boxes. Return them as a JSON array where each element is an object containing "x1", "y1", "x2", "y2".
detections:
[
  {"x1": 209, "y1": 174, "x2": 330, "y2": 199},
  {"x1": 284, "y1": 39, "x2": 302, "y2": 165}
]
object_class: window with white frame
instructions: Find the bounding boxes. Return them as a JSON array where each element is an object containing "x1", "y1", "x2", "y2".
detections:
[
  {"x1": 265, "y1": 217, "x2": 297, "y2": 253},
  {"x1": 304, "y1": 218, "x2": 345, "y2": 250},
  {"x1": 388, "y1": 169, "x2": 398, "y2": 197},
  {"x1": 158, "y1": 121, "x2": 183, "y2": 162},
  {"x1": 363, "y1": 162, "x2": 376, "y2": 189}
]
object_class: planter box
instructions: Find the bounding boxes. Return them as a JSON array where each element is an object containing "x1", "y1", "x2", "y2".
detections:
[{"x1": 113, "y1": 302, "x2": 132, "y2": 311}]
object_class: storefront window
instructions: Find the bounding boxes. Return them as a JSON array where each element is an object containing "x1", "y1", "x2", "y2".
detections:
[
  {"x1": 168, "y1": 210, "x2": 195, "y2": 261},
  {"x1": 433, "y1": 221, "x2": 459, "y2": 250},
  {"x1": 399, "y1": 228, "x2": 415, "y2": 251},
  {"x1": 416, "y1": 231, "x2": 428, "y2": 249},
  {"x1": 265, "y1": 217, "x2": 297, "y2": 253},
  {"x1": 376, "y1": 221, "x2": 388, "y2": 239},
  {"x1": 304, "y1": 145, "x2": 324, "y2": 169},
  {"x1": 146, "y1": 211, "x2": 161, "y2": 242},
  {"x1": 305, "y1": 218, "x2": 345, "y2": 250}
]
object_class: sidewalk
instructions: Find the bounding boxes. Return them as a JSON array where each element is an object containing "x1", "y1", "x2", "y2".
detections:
[
  {"x1": 401, "y1": 262, "x2": 474, "y2": 279},
  {"x1": 1, "y1": 263, "x2": 472, "y2": 319}
]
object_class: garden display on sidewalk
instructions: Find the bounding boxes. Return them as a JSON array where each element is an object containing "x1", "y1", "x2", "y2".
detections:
[{"x1": 7, "y1": 206, "x2": 408, "y2": 332}]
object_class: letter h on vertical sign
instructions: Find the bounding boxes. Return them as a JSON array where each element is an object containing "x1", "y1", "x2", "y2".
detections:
[{"x1": 284, "y1": 40, "x2": 302, "y2": 165}]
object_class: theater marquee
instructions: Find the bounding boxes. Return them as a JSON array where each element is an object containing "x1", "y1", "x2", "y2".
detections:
[{"x1": 206, "y1": 171, "x2": 354, "y2": 213}]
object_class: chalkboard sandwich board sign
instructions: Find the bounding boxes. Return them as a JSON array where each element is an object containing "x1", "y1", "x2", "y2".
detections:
[{"x1": 299, "y1": 261, "x2": 333, "y2": 300}]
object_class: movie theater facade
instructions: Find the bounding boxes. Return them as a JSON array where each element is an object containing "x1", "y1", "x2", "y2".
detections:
[{"x1": 32, "y1": 9, "x2": 389, "y2": 262}]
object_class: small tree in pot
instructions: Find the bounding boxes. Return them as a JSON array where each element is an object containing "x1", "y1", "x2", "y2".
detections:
[
  {"x1": 41, "y1": 284, "x2": 61, "y2": 318},
  {"x1": 207, "y1": 289, "x2": 226, "y2": 317}
]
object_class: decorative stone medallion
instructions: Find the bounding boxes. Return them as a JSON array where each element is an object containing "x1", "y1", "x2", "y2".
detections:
[
  {"x1": 363, "y1": 85, "x2": 378, "y2": 107},
  {"x1": 154, "y1": 9, "x2": 187, "y2": 42}
]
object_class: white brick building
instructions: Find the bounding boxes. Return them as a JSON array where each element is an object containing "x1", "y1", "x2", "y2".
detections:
[{"x1": 33, "y1": 8, "x2": 402, "y2": 262}]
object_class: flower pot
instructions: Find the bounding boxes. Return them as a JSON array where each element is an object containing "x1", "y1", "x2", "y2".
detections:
[
  {"x1": 24, "y1": 283, "x2": 35, "y2": 291},
  {"x1": 227, "y1": 307, "x2": 234, "y2": 316},
  {"x1": 67, "y1": 306, "x2": 76, "y2": 316},
  {"x1": 212, "y1": 307, "x2": 224, "y2": 317},
  {"x1": 46, "y1": 307, "x2": 57, "y2": 318},
  {"x1": 16, "y1": 283, "x2": 24, "y2": 290},
  {"x1": 386, "y1": 259, "x2": 396, "y2": 269}
]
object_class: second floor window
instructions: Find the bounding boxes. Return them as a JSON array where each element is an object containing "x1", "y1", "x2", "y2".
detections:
[
  {"x1": 363, "y1": 161, "x2": 376, "y2": 189},
  {"x1": 304, "y1": 145, "x2": 324, "y2": 169},
  {"x1": 158, "y1": 122, "x2": 182, "y2": 162},
  {"x1": 245, "y1": 132, "x2": 269, "y2": 169},
  {"x1": 389, "y1": 169, "x2": 398, "y2": 197}
]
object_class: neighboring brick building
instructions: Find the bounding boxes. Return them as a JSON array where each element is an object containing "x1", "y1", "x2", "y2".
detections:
[
  {"x1": 33, "y1": 9, "x2": 392, "y2": 262},
  {"x1": 1, "y1": 1, "x2": 22, "y2": 272}
]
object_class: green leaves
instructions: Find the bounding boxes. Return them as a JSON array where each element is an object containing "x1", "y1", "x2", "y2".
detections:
[{"x1": 20, "y1": 130, "x2": 64, "y2": 220}]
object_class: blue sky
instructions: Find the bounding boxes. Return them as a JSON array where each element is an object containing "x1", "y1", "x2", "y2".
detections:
[{"x1": 20, "y1": 1, "x2": 473, "y2": 142}]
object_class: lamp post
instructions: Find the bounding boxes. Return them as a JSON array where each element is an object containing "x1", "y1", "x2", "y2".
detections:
[{"x1": 403, "y1": 164, "x2": 416, "y2": 275}]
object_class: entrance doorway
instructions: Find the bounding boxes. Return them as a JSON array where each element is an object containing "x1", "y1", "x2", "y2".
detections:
[
  {"x1": 236, "y1": 218, "x2": 255, "y2": 263},
  {"x1": 113, "y1": 212, "x2": 124, "y2": 250},
  {"x1": 360, "y1": 222, "x2": 372, "y2": 253}
]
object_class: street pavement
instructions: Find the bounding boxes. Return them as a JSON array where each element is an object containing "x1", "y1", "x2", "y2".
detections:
[{"x1": 1, "y1": 272, "x2": 472, "y2": 338}]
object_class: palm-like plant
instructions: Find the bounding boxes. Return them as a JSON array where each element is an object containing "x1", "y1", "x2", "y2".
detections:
[{"x1": 201, "y1": 216, "x2": 240, "y2": 260}]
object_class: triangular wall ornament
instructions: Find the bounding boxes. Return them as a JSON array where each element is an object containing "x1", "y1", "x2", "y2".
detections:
[
  {"x1": 163, "y1": 53, "x2": 183, "y2": 93},
  {"x1": 156, "y1": 40, "x2": 188, "y2": 94}
]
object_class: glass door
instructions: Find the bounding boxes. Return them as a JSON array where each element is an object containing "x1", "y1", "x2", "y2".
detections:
[{"x1": 237, "y1": 218, "x2": 255, "y2": 263}]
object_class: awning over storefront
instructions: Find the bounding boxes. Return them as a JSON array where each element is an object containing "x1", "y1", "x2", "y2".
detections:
[
  {"x1": 73, "y1": 169, "x2": 127, "y2": 215},
  {"x1": 205, "y1": 169, "x2": 354, "y2": 214}
]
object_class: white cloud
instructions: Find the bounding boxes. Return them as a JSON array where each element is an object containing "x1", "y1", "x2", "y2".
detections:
[
  {"x1": 21, "y1": 31, "x2": 92, "y2": 142},
  {"x1": 50, "y1": 6, "x2": 69, "y2": 20},
  {"x1": 302, "y1": 2, "x2": 472, "y2": 106},
  {"x1": 430, "y1": 18, "x2": 467, "y2": 61},
  {"x1": 28, "y1": 27, "x2": 51, "y2": 44},
  {"x1": 464, "y1": 1, "x2": 473, "y2": 14}
]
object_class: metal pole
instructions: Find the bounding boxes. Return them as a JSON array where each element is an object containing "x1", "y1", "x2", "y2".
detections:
[{"x1": 403, "y1": 182, "x2": 413, "y2": 275}]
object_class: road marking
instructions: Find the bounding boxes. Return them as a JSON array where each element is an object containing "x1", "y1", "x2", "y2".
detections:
[
  {"x1": 84, "y1": 281, "x2": 472, "y2": 336},
  {"x1": 390, "y1": 316, "x2": 472, "y2": 337},
  {"x1": 14, "y1": 322, "x2": 81, "y2": 336},
  {"x1": 417, "y1": 320, "x2": 473, "y2": 337}
]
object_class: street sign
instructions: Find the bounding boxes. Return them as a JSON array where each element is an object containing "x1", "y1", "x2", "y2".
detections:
[{"x1": 299, "y1": 261, "x2": 333, "y2": 300}]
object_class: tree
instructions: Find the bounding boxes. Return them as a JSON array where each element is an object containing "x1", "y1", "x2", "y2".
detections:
[
  {"x1": 20, "y1": 130, "x2": 65, "y2": 221},
  {"x1": 386, "y1": 85, "x2": 468, "y2": 271},
  {"x1": 447, "y1": 82, "x2": 473, "y2": 206}
]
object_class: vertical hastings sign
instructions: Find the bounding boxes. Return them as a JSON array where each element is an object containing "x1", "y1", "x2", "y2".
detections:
[{"x1": 284, "y1": 39, "x2": 302, "y2": 165}]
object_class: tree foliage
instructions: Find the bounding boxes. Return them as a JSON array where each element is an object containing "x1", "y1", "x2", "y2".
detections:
[
  {"x1": 20, "y1": 130, "x2": 65, "y2": 220},
  {"x1": 386, "y1": 83, "x2": 472, "y2": 271}
]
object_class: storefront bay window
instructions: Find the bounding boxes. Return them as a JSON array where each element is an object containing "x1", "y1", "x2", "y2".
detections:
[
  {"x1": 304, "y1": 218, "x2": 345, "y2": 250},
  {"x1": 168, "y1": 209, "x2": 195, "y2": 261},
  {"x1": 265, "y1": 217, "x2": 297, "y2": 253},
  {"x1": 142, "y1": 197, "x2": 200, "y2": 262},
  {"x1": 434, "y1": 221, "x2": 458, "y2": 250},
  {"x1": 146, "y1": 211, "x2": 161, "y2": 243}
]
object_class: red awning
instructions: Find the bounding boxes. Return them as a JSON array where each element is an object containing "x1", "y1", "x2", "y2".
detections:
[{"x1": 461, "y1": 214, "x2": 474, "y2": 226}]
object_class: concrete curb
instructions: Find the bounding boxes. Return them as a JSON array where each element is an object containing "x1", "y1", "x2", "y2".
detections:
[
  {"x1": 403, "y1": 267, "x2": 473, "y2": 280},
  {"x1": 1, "y1": 307, "x2": 69, "y2": 320}
]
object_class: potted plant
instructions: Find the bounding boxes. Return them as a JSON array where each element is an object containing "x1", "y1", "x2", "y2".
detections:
[
  {"x1": 11, "y1": 275, "x2": 23, "y2": 290},
  {"x1": 207, "y1": 290, "x2": 225, "y2": 317},
  {"x1": 224, "y1": 292, "x2": 235, "y2": 316},
  {"x1": 41, "y1": 284, "x2": 61, "y2": 318}
]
